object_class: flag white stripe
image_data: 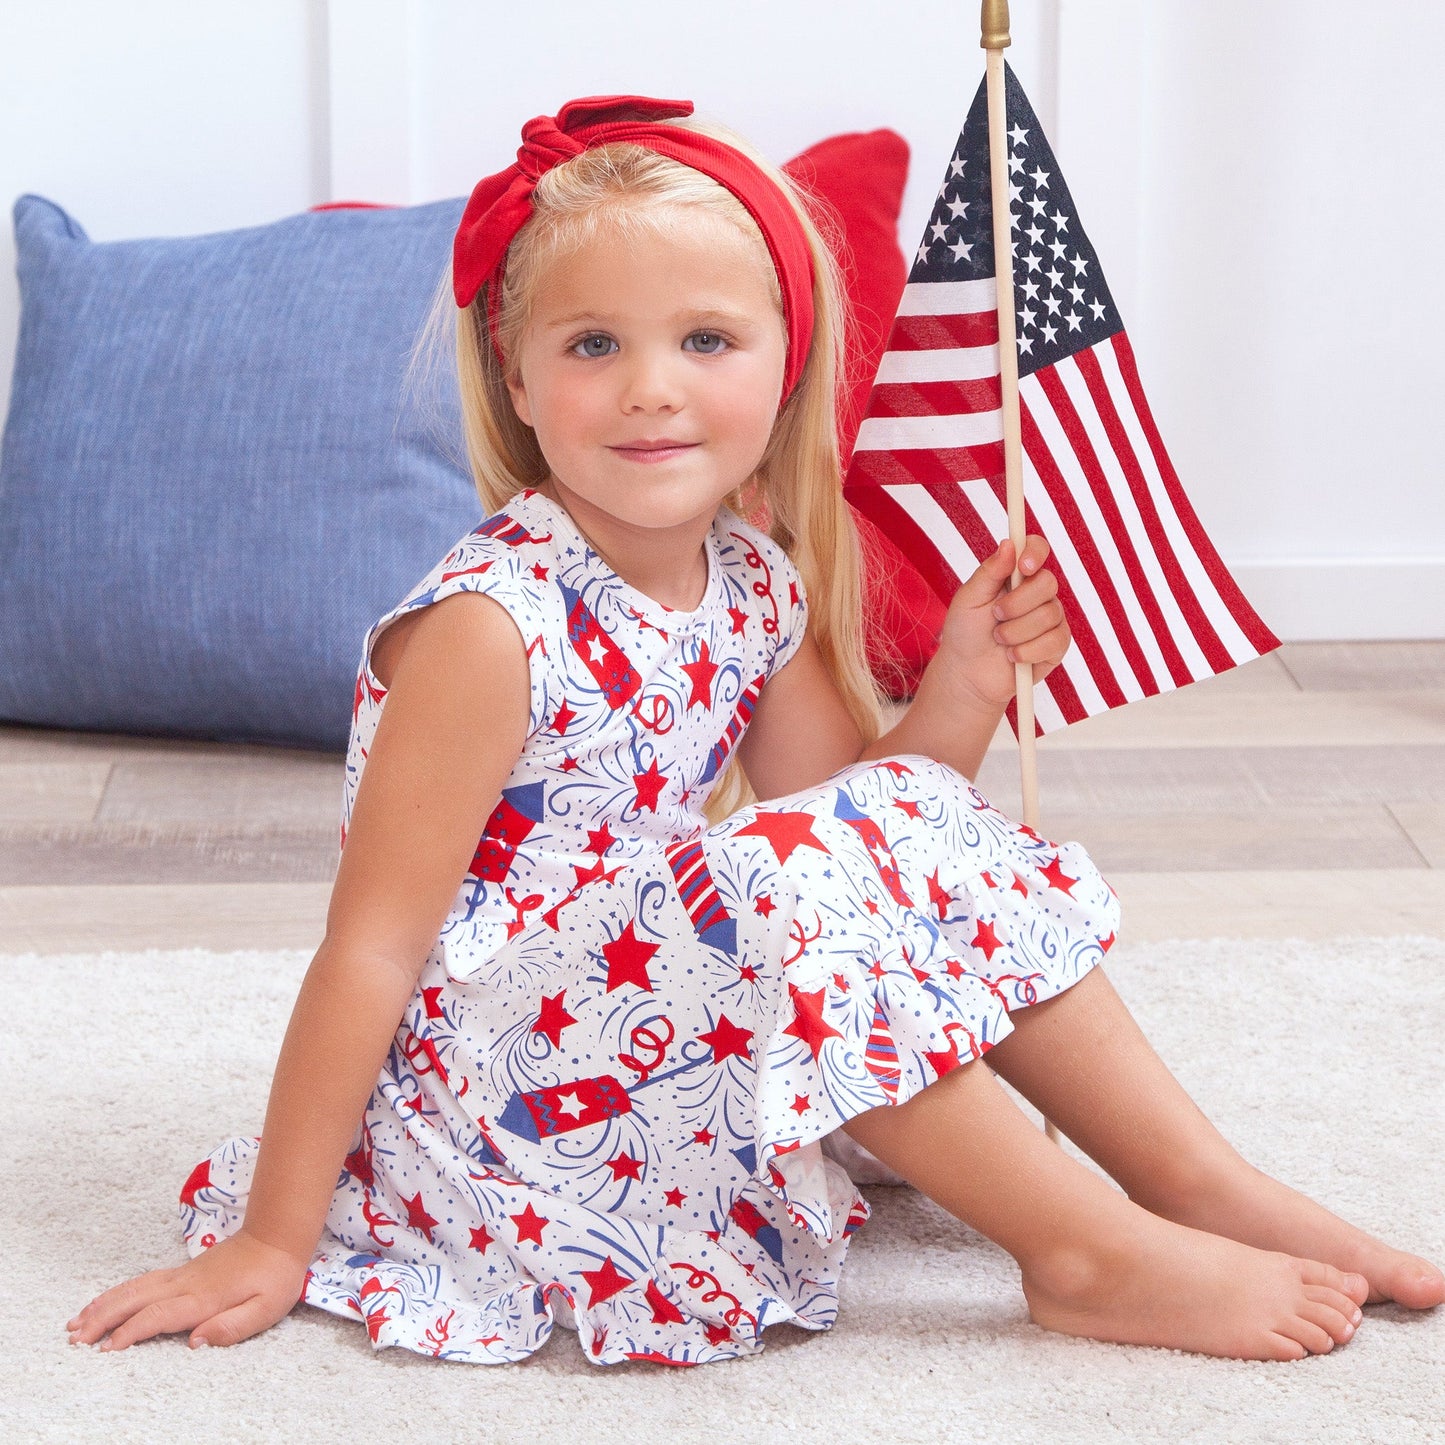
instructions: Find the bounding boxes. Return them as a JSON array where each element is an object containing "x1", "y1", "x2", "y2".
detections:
[
  {"x1": 1015, "y1": 438, "x2": 1144, "y2": 711},
  {"x1": 874, "y1": 346, "x2": 1000, "y2": 384},
  {"x1": 1093, "y1": 342, "x2": 1259, "y2": 664},
  {"x1": 1054, "y1": 359, "x2": 1213, "y2": 679},
  {"x1": 896, "y1": 279, "x2": 998, "y2": 316},
  {"x1": 854, "y1": 412, "x2": 1005, "y2": 452},
  {"x1": 1021, "y1": 370, "x2": 1175, "y2": 695},
  {"x1": 885, "y1": 481, "x2": 1098, "y2": 731}
]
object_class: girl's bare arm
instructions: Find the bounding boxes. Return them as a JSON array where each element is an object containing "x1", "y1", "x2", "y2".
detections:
[
  {"x1": 739, "y1": 538, "x2": 1066, "y2": 800},
  {"x1": 67, "y1": 591, "x2": 530, "y2": 1351}
]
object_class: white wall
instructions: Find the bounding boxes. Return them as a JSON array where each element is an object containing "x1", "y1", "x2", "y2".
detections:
[{"x1": 2, "y1": 0, "x2": 1440, "y2": 639}]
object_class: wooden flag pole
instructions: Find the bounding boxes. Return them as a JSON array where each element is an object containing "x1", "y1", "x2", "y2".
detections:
[{"x1": 981, "y1": 0, "x2": 1059, "y2": 1145}]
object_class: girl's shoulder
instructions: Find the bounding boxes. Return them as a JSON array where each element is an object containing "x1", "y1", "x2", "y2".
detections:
[{"x1": 712, "y1": 505, "x2": 806, "y2": 598}]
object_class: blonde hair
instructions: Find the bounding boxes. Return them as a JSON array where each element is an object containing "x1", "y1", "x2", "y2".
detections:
[{"x1": 410, "y1": 116, "x2": 887, "y2": 823}]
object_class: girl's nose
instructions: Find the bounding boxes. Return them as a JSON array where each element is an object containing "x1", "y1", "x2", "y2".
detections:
[{"x1": 619, "y1": 347, "x2": 685, "y2": 413}]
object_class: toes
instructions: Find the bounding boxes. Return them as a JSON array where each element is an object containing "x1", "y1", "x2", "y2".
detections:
[
  {"x1": 1296, "y1": 1256, "x2": 1369, "y2": 1305},
  {"x1": 1300, "y1": 1299, "x2": 1356, "y2": 1346},
  {"x1": 1283, "y1": 1316, "x2": 1336, "y2": 1355},
  {"x1": 1266, "y1": 1331, "x2": 1308, "y2": 1361},
  {"x1": 1387, "y1": 1255, "x2": 1445, "y2": 1310},
  {"x1": 1305, "y1": 1283, "x2": 1364, "y2": 1326}
]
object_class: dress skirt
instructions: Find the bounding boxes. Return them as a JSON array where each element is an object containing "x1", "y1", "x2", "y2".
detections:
[{"x1": 180, "y1": 755, "x2": 1119, "y2": 1366}]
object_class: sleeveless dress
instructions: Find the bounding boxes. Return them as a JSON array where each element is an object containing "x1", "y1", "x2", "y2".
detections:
[{"x1": 179, "y1": 487, "x2": 1120, "y2": 1367}]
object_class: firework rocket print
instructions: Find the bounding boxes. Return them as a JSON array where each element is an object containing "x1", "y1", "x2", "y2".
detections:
[{"x1": 179, "y1": 487, "x2": 1120, "y2": 1368}]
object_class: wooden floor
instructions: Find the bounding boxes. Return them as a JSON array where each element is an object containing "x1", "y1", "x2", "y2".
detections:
[{"x1": 3, "y1": 641, "x2": 1443, "y2": 954}]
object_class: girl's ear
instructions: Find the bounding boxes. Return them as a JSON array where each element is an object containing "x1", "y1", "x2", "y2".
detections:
[{"x1": 505, "y1": 371, "x2": 534, "y2": 428}]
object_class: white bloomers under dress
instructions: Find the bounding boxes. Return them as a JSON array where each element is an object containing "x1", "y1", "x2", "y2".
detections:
[{"x1": 179, "y1": 487, "x2": 1120, "y2": 1367}]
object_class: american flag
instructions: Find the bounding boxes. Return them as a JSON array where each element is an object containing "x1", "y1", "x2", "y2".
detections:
[{"x1": 843, "y1": 63, "x2": 1279, "y2": 735}]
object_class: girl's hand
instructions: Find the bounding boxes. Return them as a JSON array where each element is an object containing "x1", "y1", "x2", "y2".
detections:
[
  {"x1": 934, "y1": 535, "x2": 1069, "y2": 714},
  {"x1": 66, "y1": 1229, "x2": 308, "y2": 1353}
]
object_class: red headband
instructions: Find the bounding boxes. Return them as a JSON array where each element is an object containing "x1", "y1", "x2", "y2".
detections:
[{"x1": 452, "y1": 95, "x2": 815, "y2": 403}]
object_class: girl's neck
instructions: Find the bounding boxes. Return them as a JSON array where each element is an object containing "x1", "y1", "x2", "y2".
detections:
[{"x1": 534, "y1": 477, "x2": 715, "y2": 612}]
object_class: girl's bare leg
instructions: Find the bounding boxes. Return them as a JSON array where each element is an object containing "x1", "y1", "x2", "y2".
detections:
[
  {"x1": 841, "y1": 1053, "x2": 1366, "y2": 1359},
  {"x1": 983, "y1": 965, "x2": 1444, "y2": 1310}
]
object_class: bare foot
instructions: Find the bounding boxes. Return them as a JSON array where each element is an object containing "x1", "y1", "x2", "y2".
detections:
[
  {"x1": 1022, "y1": 1210, "x2": 1368, "y2": 1360},
  {"x1": 1157, "y1": 1160, "x2": 1444, "y2": 1310}
]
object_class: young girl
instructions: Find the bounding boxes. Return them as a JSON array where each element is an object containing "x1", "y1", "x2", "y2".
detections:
[{"x1": 68, "y1": 95, "x2": 1440, "y2": 1368}]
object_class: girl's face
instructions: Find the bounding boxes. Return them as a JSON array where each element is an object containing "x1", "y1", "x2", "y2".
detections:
[{"x1": 505, "y1": 216, "x2": 788, "y2": 540}]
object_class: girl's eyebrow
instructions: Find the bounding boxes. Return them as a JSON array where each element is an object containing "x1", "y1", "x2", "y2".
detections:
[{"x1": 541, "y1": 307, "x2": 760, "y2": 330}]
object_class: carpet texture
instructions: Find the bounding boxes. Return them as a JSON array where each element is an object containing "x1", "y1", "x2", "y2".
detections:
[{"x1": 5, "y1": 936, "x2": 1441, "y2": 1444}]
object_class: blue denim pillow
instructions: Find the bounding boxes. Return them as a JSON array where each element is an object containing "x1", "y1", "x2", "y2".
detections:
[{"x1": 0, "y1": 194, "x2": 481, "y2": 752}]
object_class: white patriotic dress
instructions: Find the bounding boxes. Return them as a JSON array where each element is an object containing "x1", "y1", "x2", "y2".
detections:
[{"x1": 179, "y1": 486, "x2": 1120, "y2": 1367}]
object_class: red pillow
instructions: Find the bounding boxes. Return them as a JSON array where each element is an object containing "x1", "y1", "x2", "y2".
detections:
[
  {"x1": 782, "y1": 132, "x2": 946, "y2": 698},
  {"x1": 318, "y1": 131, "x2": 945, "y2": 698}
]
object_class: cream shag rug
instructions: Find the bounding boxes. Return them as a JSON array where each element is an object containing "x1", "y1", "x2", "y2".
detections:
[{"x1": 4, "y1": 936, "x2": 1442, "y2": 1444}]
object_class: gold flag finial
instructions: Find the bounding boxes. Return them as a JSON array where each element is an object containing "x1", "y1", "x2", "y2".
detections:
[{"x1": 981, "y1": 0, "x2": 1011, "y2": 49}]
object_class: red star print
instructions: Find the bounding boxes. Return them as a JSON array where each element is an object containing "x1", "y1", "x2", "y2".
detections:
[
  {"x1": 552, "y1": 698, "x2": 577, "y2": 735},
  {"x1": 727, "y1": 606, "x2": 749, "y2": 635},
  {"x1": 832, "y1": 971, "x2": 850, "y2": 992},
  {"x1": 645, "y1": 1278, "x2": 686, "y2": 1324},
  {"x1": 754, "y1": 893, "x2": 776, "y2": 917},
  {"x1": 893, "y1": 798, "x2": 923, "y2": 818},
  {"x1": 863, "y1": 898, "x2": 880, "y2": 915},
  {"x1": 602, "y1": 920, "x2": 660, "y2": 993},
  {"x1": 469, "y1": 1223, "x2": 495, "y2": 1254},
  {"x1": 402, "y1": 1191, "x2": 439, "y2": 1242},
  {"x1": 880, "y1": 760, "x2": 913, "y2": 779},
  {"x1": 606, "y1": 1151, "x2": 644, "y2": 1181},
  {"x1": 697, "y1": 1013, "x2": 754, "y2": 1064},
  {"x1": 531, "y1": 562, "x2": 549, "y2": 581},
  {"x1": 663, "y1": 1187, "x2": 686, "y2": 1207},
  {"x1": 926, "y1": 869, "x2": 952, "y2": 917},
  {"x1": 510, "y1": 1203, "x2": 549, "y2": 1245},
  {"x1": 1011, "y1": 873, "x2": 1029, "y2": 897},
  {"x1": 705, "y1": 1323, "x2": 733, "y2": 1347},
  {"x1": 733, "y1": 811, "x2": 830, "y2": 865},
  {"x1": 572, "y1": 855, "x2": 624, "y2": 889},
  {"x1": 944, "y1": 957, "x2": 967, "y2": 979},
  {"x1": 924, "y1": 1034, "x2": 962, "y2": 1077},
  {"x1": 580, "y1": 1255, "x2": 635, "y2": 1307},
  {"x1": 560, "y1": 755, "x2": 580, "y2": 772},
  {"x1": 1098, "y1": 931, "x2": 1116, "y2": 951},
  {"x1": 790, "y1": 1093, "x2": 810, "y2": 1115},
  {"x1": 1039, "y1": 856, "x2": 1077, "y2": 894},
  {"x1": 531, "y1": 989, "x2": 578, "y2": 1048},
  {"x1": 783, "y1": 985, "x2": 843, "y2": 1060},
  {"x1": 586, "y1": 821, "x2": 617, "y2": 855},
  {"x1": 680, "y1": 638, "x2": 720, "y2": 709},
  {"x1": 979, "y1": 870, "x2": 997, "y2": 888},
  {"x1": 420, "y1": 986, "x2": 445, "y2": 1019},
  {"x1": 868, "y1": 959, "x2": 887, "y2": 980},
  {"x1": 972, "y1": 919, "x2": 1004, "y2": 961},
  {"x1": 632, "y1": 759, "x2": 668, "y2": 812},
  {"x1": 738, "y1": 962, "x2": 760, "y2": 983},
  {"x1": 693, "y1": 1128, "x2": 715, "y2": 1145}
]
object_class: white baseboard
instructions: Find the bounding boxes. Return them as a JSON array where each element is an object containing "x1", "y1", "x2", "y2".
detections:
[{"x1": 1227, "y1": 558, "x2": 1445, "y2": 642}]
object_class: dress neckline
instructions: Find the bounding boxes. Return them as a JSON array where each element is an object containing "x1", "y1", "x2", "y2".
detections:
[{"x1": 511, "y1": 488, "x2": 725, "y2": 630}]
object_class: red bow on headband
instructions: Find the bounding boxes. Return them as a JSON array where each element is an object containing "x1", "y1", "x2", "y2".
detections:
[{"x1": 451, "y1": 94, "x2": 816, "y2": 402}]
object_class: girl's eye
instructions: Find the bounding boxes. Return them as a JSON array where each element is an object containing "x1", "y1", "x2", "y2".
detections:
[
  {"x1": 572, "y1": 334, "x2": 617, "y2": 358},
  {"x1": 684, "y1": 331, "x2": 729, "y2": 355}
]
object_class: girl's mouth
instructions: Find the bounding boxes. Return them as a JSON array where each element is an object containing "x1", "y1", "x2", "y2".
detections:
[{"x1": 609, "y1": 441, "x2": 700, "y2": 464}]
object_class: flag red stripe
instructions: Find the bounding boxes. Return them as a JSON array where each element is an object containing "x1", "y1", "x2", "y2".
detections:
[
  {"x1": 848, "y1": 442, "x2": 1004, "y2": 487},
  {"x1": 1034, "y1": 367, "x2": 1194, "y2": 689},
  {"x1": 887, "y1": 312, "x2": 998, "y2": 351},
  {"x1": 1015, "y1": 403, "x2": 1140, "y2": 708},
  {"x1": 976, "y1": 464, "x2": 1132, "y2": 713},
  {"x1": 1074, "y1": 349, "x2": 1234, "y2": 674},
  {"x1": 1109, "y1": 334, "x2": 1280, "y2": 655},
  {"x1": 864, "y1": 377, "x2": 1003, "y2": 417},
  {"x1": 845, "y1": 485, "x2": 963, "y2": 608}
]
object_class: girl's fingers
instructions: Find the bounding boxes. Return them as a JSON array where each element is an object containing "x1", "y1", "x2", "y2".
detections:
[
  {"x1": 1017, "y1": 534, "x2": 1052, "y2": 575},
  {"x1": 96, "y1": 1292, "x2": 206, "y2": 1353},
  {"x1": 69, "y1": 1271, "x2": 178, "y2": 1345},
  {"x1": 993, "y1": 565, "x2": 1059, "y2": 619},
  {"x1": 1007, "y1": 621, "x2": 1071, "y2": 667},
  {"x1": 994, "y1": 600, "x2": 1066, "y2": 648},
  {"x1": 189, "y1": 1292, "x2": 287, "y2": 1350}
]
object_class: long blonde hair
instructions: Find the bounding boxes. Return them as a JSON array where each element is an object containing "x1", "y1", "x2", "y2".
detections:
[{"x1": 410, "y1": 116, "x2": 886, "y2": 823}]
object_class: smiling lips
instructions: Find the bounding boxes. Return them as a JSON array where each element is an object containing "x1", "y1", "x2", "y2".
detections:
[{"x1": 609, "y1": 439, "x2": 700, "y2": 463}]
